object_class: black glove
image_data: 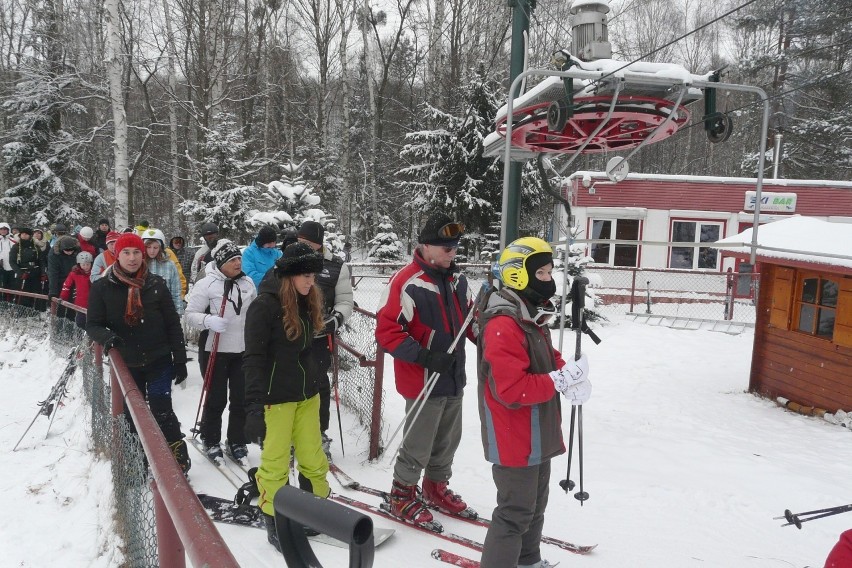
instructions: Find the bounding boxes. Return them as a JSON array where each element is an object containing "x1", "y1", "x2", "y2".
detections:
[
  {"x1": 323, "y1": 311, "x2": 344, "y2": 335},
  {"x1": 103, "y1": 335, "x2": 124, "y2": 355},
  {"x1": 173, "y1": 360, "x2": 188, "y2": 385},
  {"x1": 244, "y1": 405, "x2": 266, "y2": 445},
  {"x1": 415, "y1": 349, "x2": 456, "y2": 374}
]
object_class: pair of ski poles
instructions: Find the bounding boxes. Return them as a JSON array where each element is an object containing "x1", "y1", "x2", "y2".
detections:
[
  {"x1": 777, "y1": 503, "x2": 852, "y2": 529},
  {"x1": 382, "y1": 284, "x2": 486, "y2": 464},
  {"x1": 191, "y1": 292, "x2": 229, "y2": 439},
  {"x1": 558, "y1": 276, "x2": 602, "y2": 506}
]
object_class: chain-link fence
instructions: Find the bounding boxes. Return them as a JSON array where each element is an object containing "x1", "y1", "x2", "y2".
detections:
[
  {"x1": 582, "y1": 266, "x2": 758, "y2": 324},
  {"x1": 3, "y1": 292, "x2": 235, "y2": 568}
]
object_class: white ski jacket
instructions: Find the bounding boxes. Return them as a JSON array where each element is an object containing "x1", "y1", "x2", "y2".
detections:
[{"x1": 185, "y1": 262, "x2": 257, "y2": 354}]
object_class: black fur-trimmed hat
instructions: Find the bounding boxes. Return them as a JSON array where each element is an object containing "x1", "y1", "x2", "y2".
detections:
[{"x1": 275, "y1": 242, "x2": 324, "y2": 276}]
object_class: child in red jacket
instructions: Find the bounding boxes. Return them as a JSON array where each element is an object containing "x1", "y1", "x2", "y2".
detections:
[{"x1": 60, "y1": 251, "x2": 93, "y2": 328}]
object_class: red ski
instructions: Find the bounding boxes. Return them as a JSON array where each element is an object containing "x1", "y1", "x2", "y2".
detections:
[{"x1": 432, "y1": 548, "x2": 480, "y2": 567}]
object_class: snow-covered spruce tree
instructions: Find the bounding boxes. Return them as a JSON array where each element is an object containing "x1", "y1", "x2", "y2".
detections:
[
  {"x1": 1, "y1": 67, "x2": 107, "y2": 226},
  {"x1": 178, "y1": 112, "x2": 258, "y2": 242},
  {"x1": 398, "y1": 67, "x2": 503, "y2": 260},
  {"x1": 248, "y1": 160, "x2": 332, "y2": 233},
  {"x1": 367, "y1": 215, "x2": 403, "y2": 263}
]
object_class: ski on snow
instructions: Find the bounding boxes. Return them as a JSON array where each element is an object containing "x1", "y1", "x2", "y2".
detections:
[
  {"x1": 187, "y1": 437, "x2": 244, "y2": 489},
  {"x1": 196, "y1": 493, "x2": 395, "y2": 549},
  {"x1": 432, "y1": 548, "x2": 481, "y2": 567},
  {"x1": 327, "y1": 462, "x2": 596, "y2": 555}
]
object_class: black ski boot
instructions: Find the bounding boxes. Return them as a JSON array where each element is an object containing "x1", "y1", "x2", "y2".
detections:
[
  {"x1": 170, "y1": 439, "x2": 191, "y2": 475},
  {"x1": 263, "y1": 512, "x2": 282, "y2": 552}
]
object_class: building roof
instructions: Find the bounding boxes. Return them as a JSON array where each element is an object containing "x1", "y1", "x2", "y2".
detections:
[{"x1": 716, "y1": 216, "x2": 852, "y2": 271}]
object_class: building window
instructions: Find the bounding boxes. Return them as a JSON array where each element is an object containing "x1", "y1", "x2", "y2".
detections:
[
  {"x1": 670, "y1": 221, "x2": 722, "y2": 270},
  {"x1": 795, "y1": 274, "x2": 838, "y2": 340},
  {"x1": 589, "y1": 218, "x2": 639, "y2": 266}
]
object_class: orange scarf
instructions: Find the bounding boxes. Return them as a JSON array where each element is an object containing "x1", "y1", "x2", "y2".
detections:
[{"x1": 111, "y1": 262, "x2": 149, "y2": 326}]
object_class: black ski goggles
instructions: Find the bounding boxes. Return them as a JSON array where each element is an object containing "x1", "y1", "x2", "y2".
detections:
[{"x1": 438, "y1": 222, "x2": 465, "y2": 239}]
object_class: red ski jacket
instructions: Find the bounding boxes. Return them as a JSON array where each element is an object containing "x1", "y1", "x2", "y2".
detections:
[
  {"x1": 375, "y1": 248, "x2": 474, "y2": 399},
  {"x1": 60, "y1": 266, "x2": 92, "y2": 308},
  {"x1": 826, "y1": 529, "x2": 852, "y2": 567}
]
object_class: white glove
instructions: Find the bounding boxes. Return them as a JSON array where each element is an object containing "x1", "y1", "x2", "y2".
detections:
[
  {"x1": 560, "y1": 353, "x2": 589, "y2": 384},
  {"x1": 548, "y1": 370, "x2": 572, "y2": 393},
  {"x1": 563, "y1": 378, "x2": 592, "y2": 405},
  {"x1": 206, "y1": 315, "x2": 228, "y2": 333}
]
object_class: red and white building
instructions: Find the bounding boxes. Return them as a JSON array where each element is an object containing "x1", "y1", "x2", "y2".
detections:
[{"x1": 557, "y1": 171, "x2": 852, "y2": 273}]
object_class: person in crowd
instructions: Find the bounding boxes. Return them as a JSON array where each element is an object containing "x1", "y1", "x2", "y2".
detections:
[
  {"x1": 0, "y1": 223, "x2": 15, "y2": 297},
  {"x1": 477, "y1": 236, "x2": 591, "y2": 568},
  {"x1": 91, "y1": 231, "x2": 120, "y2": 282},
  {"x1": 48, "y1": 235, "x2": 81, "y2": 299},
  {"x1": 31, "y1": 229, "x2": 49, "y2": 301},
  {"x1": 135, "y1": 220, "x2": 151, "y2": 235},
  {"x1": 296, "y1": 220, "x2": 354, "y2": 449},
  {"x1": 190, "y1": 222, "x2": 220, "y2": 284},
  {"x1": 60, "y1": 251, "x2": 93, "y2": 328},
  {"x1": 169, "y1": 236, "x2": 194, "y2": 282},
  {"x1": 140, "y1": 229, "x2": 186, "y2": 297},
  {"x1": 343, "y1": 240, "x2": 353, "y2": 263},
  {"x1": 48, "y1": 223, "x2": 67, "y2": 247},
  {"x1": 140, "y1": 229, "x2": 183, "y2": 314},
  {"x1": 280, "y1": 228, "x2": 298, "y2": 251},
  {"x1": 92, "y1": 219, "x2": 111, "y2": 253},
  {"x1": 243, "y1": 225, "x2": 282, "y2": 288},
  {"x1": 76, "y1": 226, "x2": 98, "y2": 257},
  {"x1": 185, "y1": 239, "x2": 256, "y2": 462},
  {"x1": 375, "y1": 212, "x2": 474, "y2": 525},
  {"x1": 10, "y1": 227, "x2": 47, "y2": 308},
  {"x1": 243, "y1": 242, "x2": 330, "y2": 551},
  {"x1": 86, "y1": 232, "x2": 191, "y2": 474}
]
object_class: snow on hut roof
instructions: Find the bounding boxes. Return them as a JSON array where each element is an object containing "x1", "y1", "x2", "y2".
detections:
[{"x1": 716, "y1": 216, "x2": 852, "y2": 270}]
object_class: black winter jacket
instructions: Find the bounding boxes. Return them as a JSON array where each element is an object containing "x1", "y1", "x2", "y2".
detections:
[
  {"x1": 243, "y1": 274, "x2": 320, "y2": 406},
  {"x1": 47, "y1": 237, "x2": 80, "y2": 297},
  {"x1": 86, "y1": 267, "x2": 187, "y2": 368},
  {"x1": 10, "y1": 239, "x2": 45, "y2": 275}
]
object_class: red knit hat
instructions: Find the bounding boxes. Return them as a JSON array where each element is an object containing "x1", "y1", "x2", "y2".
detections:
[
  {"x1": 114, "y1": 233, "x2": 145, "y2": 256},
  {"x1": 105, "y1": 231, "x2": 121, "y2": 244}
]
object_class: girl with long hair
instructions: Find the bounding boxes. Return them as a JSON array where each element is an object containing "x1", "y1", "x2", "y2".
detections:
[{"x1": 242, "y1": 241, "x2": 329, "y2": 551}]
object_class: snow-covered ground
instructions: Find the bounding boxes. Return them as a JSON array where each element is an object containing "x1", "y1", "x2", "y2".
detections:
[{"x1": 2, "y1": 312, "x2": 849, "y2": 567}]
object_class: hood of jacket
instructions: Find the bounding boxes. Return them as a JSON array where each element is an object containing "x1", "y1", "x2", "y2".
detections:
[{"x1": 484, "y1": 287, "x2": 538, "y2": 325}]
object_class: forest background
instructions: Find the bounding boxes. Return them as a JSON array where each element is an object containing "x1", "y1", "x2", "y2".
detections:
[{"x1": 0, "y1": 0, "x2": 850, "y2": 259}]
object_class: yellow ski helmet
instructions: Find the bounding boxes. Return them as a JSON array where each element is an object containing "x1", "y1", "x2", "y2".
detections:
[{"x1": 496, "y1": 237, "x2": 553, "y2": 291}]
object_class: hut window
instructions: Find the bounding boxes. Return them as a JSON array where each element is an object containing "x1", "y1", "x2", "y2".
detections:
[
  {"x1": 669, "y1": 221, "x2": 722, "y2": 270},
  {"x1": 795, "y1": 275, "x2": 838, "y2": 340},
  {"x1": 590, "y1": 219, "x2": 639, "y2": 267}
]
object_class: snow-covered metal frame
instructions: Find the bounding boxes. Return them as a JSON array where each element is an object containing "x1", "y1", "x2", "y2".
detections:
[{"x1": 496, "y1": 67, "x2": 771, "y2": 267}]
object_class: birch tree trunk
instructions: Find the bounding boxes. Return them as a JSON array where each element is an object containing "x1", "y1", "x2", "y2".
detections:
[
  {"x1": 162, "y1": 0, "x2": 180, "y2": 228},
  {"x1": 104, "y1": 0, "x2": 129, "y2": 227},
  {"x1": 361, "y1": 0, "x2": 378, "y2": 237}
]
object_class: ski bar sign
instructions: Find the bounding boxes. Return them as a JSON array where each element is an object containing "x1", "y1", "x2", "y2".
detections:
[{"x1": 744, "y1": 191, "x2": 797, "y2": 212}]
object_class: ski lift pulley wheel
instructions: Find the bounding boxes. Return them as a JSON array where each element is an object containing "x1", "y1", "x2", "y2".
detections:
[
  {"x1": 496, "y1": 95, "x2": 691, "y2": 155},
  {"x1": 547, "y1": 100, "x2": 570, "y2": 133},
  {"x1": 704, "y1": 112, "x2": 733, "y2": 144}
]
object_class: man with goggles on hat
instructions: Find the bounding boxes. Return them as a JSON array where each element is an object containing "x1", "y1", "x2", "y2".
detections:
[{"x1": 375, "y1": 212, "x2": 476, "y2": 526}]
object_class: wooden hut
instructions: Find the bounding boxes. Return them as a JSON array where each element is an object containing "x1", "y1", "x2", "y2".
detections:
[{"x1": 717, "y1": 216, "x2": 852, "y2": 412}]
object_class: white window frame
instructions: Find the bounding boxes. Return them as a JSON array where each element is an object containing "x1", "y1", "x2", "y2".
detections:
[
  {"x1": 669, "y1": 219, "x2": 724, "y2": 270},
  {"x1": 588, "y1": 217, "x2": 641, "y2": 267}
]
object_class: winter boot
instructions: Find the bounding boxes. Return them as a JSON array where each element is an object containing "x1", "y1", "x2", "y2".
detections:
[
  {"x1": 422, "y1": 477, "x2": 467, "y2": 515},
  {"x1": 262, "y1": 512, "x2": 282, "y2": 552},
  {"x1": 170, "y1": 440, "x2": 191, "y2": 475},
  {"x1": 389, "y1": 479, "x2": 433, "y2": 524},
  {"x1": 204, "y1": 442, "x2": 224, "y2": 461},
  {"x1": 226, "y1": 442, "x2": 248, "y2": 461},
  {"x1": 321, "y1": 432, "x2": 332, "y2": 453},
  {"x1": 518, "y1": 560, "x2": 558, "y2": 568}
]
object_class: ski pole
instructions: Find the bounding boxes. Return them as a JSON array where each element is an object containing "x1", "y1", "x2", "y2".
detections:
[
  {"x1": 777, "y1": 503, "x2": 852, "y2": 520},
  {"x1": 575, "y1": 405, "x2": 588, "y2": 504},
  {"x1": 382, "y1": 283, "x2": 487, "y2": 464},
  {"x1": 558, "y1": 405, "x2": 577, "y2": 492},
  {"x1": 329, "y1": 334, "x2": 345, "y2": 457},
  {"x1": 13, "y1": 344, "x2": 82, "y2": 451},
  {"x1": 191, "y1": 291, "x2": 229, "y2": 439},
  {"x1": 779, "y1": 504, "x2": 852, "y2": 529}
]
